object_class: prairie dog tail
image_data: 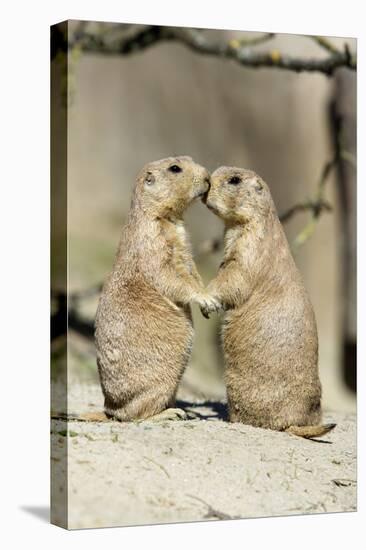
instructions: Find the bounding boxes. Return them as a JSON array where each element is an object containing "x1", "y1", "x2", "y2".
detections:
[
  {"x1": 286, "y1": 423, "x2": 336, "y2": 439},
  {"x1": 51, "y1": 411, "x2": 110, "y2": 422}
]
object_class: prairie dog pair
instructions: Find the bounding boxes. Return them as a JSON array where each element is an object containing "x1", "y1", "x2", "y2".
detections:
[
  {"x1": 204, "y1": 166, "x2": 335, "y2": 438},
  {"x1": 95, "y1": 157, "x2": 334, "y2": 438},
  {"x1": 95, "y1": 156, "x2": 220, "y2": 422}
]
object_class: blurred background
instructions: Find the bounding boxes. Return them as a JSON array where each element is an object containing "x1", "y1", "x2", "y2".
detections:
[{"x1": 51, "y1": 21, "x2": 356, "y2": 413}]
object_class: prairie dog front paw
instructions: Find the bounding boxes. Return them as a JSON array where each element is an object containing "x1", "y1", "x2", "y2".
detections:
[{"x1": 192, "y1": 293, "x2": 222, "y2": 318}]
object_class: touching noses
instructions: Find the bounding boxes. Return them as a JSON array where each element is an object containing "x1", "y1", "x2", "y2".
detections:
[
  {"x1": 203, "y1": 168, "x2": 211, "y2": 189},
  {"x1": 201, "y1": 178, "x2": 211, "y2": 204}
]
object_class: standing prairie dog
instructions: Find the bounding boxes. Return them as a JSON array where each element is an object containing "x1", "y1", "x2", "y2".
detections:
[
  {"x1": 202, "y1": 166, "x2": 336, "y2": 438},
  {"x1": 95, "y1": 156, "x2": 220, "y2": 422}
]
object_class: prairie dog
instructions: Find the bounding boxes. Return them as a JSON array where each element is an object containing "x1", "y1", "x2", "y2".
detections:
[
  {"x1": 95, "y1": 156, "x2": 220, "y2": 422},
  {"x1": 203, "y1": 166, "x2": 335, "y2": 438}
]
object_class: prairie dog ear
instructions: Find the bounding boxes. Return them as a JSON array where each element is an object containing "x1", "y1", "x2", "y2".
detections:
[
  {"x1": 254, "y1": 178, "x2": 263, "y2": 193},
  {"x1": 144, "y1": 171, "x2": 155, "y2": 186}
]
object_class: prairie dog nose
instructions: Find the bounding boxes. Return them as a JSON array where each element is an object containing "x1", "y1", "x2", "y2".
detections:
[{"x1": 202, "y1": 167, "x2": 211, "y2": 188}]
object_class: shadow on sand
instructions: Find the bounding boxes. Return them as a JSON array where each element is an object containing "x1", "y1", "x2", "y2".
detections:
[{"x1": 176, "y1": 400, "x2": 228, "y2": 421}]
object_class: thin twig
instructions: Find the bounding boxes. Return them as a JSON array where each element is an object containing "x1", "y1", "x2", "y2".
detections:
[
  {"x1": 309, "y1": 36, "x2": 341, "y2": 55},
  {"x1": 332, "y1": 478, "x2": 356, "y2": 487},
  {"x1": 143, "y1": 456, "x2": 170, "y2": 479},
  {"x1": 228, "y1": 32, "x2": 275, "y2": 49},
  {"x1": 293, "y1": 156, "x2": 338, "y2": 248},
  {"x1": 187, "y1": 494, "x2": 240, "y2": 520}
]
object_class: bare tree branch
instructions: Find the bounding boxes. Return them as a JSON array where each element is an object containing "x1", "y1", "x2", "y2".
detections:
[
  {"x1": 293, "y1": 144, "x2": 356, "y2": 248},
  {"x1": 279, "y1": 199, "x2": 332, "y2": 223},
  {"x1": 67, "y1": 25, "x2": 356, "y2": 75}
]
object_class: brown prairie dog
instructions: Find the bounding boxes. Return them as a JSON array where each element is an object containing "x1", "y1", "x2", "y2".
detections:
[
  {"x1": 202, "y1": 166, "x2": 335, "y2": 439},
  {"x1": 94, "y1": 156, "x2": 220, "y2": 422}
]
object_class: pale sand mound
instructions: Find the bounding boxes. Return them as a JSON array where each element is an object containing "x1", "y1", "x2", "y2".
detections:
[{"x1": 51, "y1": 381, "x2": 356, "y2": 529}]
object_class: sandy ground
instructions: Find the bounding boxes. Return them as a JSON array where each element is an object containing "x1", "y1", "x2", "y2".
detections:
[{"x1": 51, "y1": 379, "x2": 357, "y2": 530}]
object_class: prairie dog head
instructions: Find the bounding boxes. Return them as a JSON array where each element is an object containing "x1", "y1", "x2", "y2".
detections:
[
  {"x1": 132, "y1": 156, "x2": 210, "y2": 218},
  {"x1": 205, "y1": 166, "x2": 273, "y2": 224}
]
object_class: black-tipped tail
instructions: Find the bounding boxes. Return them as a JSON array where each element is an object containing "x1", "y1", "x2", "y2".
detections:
[{"x1": 286, "y1": 423, "x2": 336, "y2": 438}]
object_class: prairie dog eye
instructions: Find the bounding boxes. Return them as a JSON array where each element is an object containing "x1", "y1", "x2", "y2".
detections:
[
  {"x1": 228, "y1": 175, "x2": 241, "y2": 185},
  {"x1": 168, "y1": 164, "x2": 182, "y2": 173}
]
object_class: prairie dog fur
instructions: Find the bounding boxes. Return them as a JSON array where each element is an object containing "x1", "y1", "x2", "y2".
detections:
[
  {"x1": 203, "y1": 166, "x2": 335, "y2": 439},
  {"x1": 95, "y1": 156, "x2": 220, "y2": 422}
]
